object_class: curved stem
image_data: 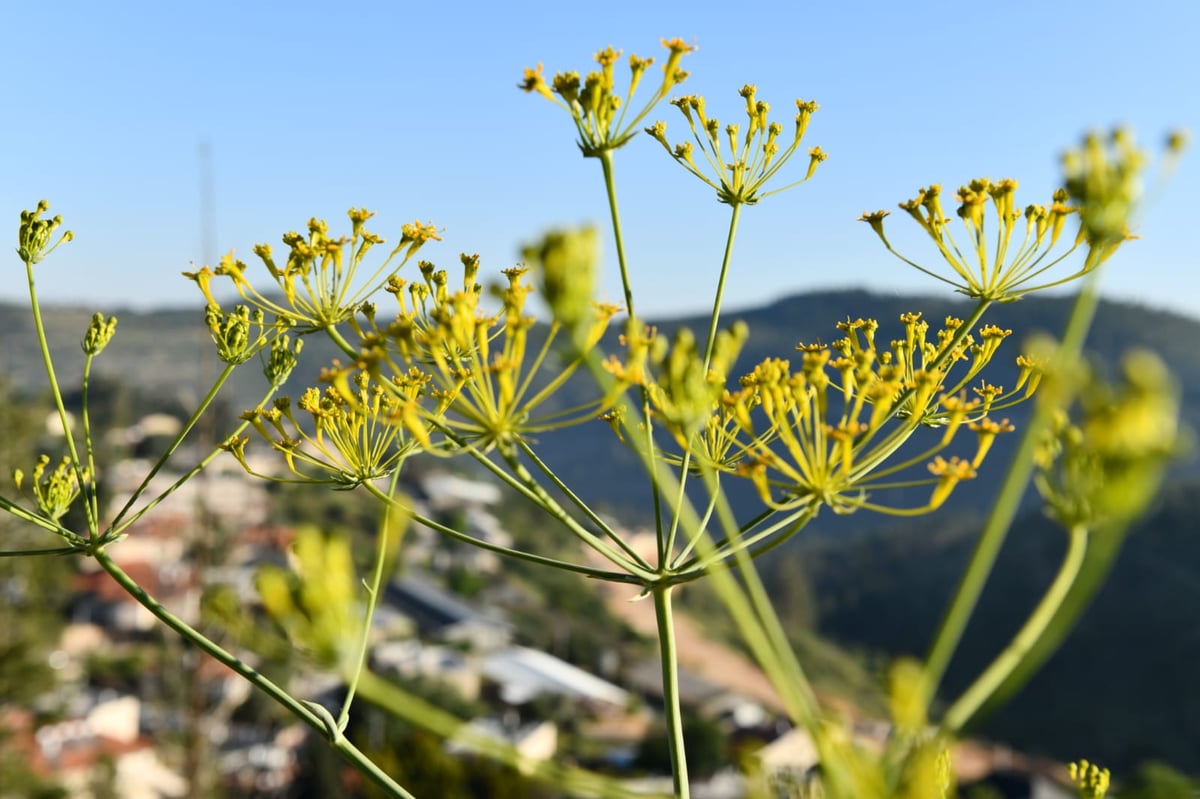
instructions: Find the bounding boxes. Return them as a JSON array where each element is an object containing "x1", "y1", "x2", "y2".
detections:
[
  {"x1": 942, "y1": 524, "x2": 1088, "y2": 731},
  {"x1": 25, "y1": 261, "x2": 96, "y2": 535},
  {"x1": 338, "y1": 470, "x2": 404, "y2": 730},
  {"x1": 653, "y1": 586, "x2": 690, "y2": 799},
  {"x1": 91, "y1": 547, "x2": 416, "y2": 799},
  {"x1": 922, "y1": 270, "x2": 1102, "y2": 702}
]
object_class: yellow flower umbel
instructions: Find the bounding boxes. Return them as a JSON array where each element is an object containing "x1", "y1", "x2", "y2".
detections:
[
  {"x1": 717, "y1": 314, "x2": 1025, "y2": 515},
  {"x1": 184, "y1": 209, "x2": 440, "y2": 334},
  {"x1": 859, "y1": 178, "x2": 1085, "y2": 301},
  {"x1": 1035, "y1": 348, "x2": 1183, "y2": 532},
  {"x1": 17, "y1": 200, "x2": 73, "y2": 266},
  {"x1": 360, "y1": 246, "x2": 618, "y2": 454},
  {"x1": 520, "y1": 39, "x2": 695, "y2": 157},
  {"x1": 645, "y1": 86, "x2": 824, "y2": 205},
  {"x1": 14, "y1": 454, "x2": 90, "y2": 522},
  {"x1": 256, "y1": 527, "x2": 362, "y2": 670},
  {"x1": 605, "y1": 320, "x2": 749, "y2": 473},
  {"x1": 226, "y1": 371, "x2": 422, "y2": 489}
]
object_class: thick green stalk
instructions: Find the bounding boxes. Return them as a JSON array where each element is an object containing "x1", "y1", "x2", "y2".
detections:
[
  {"x1": 653, "y1": 586, "x2": 690, "y2": 799},
  {"x1": 91, "y1": 548, "x2": 416, "y2": 799},
  {"x1": 923, "y1": 269, "x2": 1103, "y2": 701},
  {"x1": 701, "y1": 203, "x2": 742, "y2": 368},
  {"x1": 598, "y1": 150, "x2": 637, "y2": 318},
  {"x1": 942, "y1": 524, "x2": 1088, "y2": 731}
]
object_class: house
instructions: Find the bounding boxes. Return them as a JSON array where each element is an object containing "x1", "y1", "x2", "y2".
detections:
[
  {"x1": 446, "y1": 716, "x2": 558, "y2": 773},
  {"x1": 480, "y1": 646, "x2": 630, "y2": 711},
  {"x1": 385, "y1": 574, "x2": 512, "y2": 652}
]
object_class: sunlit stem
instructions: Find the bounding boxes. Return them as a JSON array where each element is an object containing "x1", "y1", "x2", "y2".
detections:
[
  {"x1": 108, "y1": 376, "x2": 273, "y2": 538},
  {"x1": 667, "y1": 203, "x2": 743, "y2": 558},
  {"x1": 517, "y1": 440, "x2": 654, "y2": 573},
  {"x1": 91, "y1": 547, "x2": 417, "y2": 799},
  {"x1": 81, "y1": 353, "x2": 100, "y2": 522},
  {"x1": 692, "y1": 466, "x2": 819, "y2": 725},
  {"x1": 362, "y1": 480, "x2": 642, "y2": 583},
  {"x1": 923, "y1": 267, "x2": 1103, "y2": 705},
  {"x1": 25, "y1": 261, "x2": 96, "y2": 535},
  {"x1": 338, "y1": 469, "x2": 404, "y2": 731},
  {"x1": 942, "y1": 523, "x2": 1088, "y2": 731},
  {"x1": 109, "y1": 363, "x2": 237, "y2": 530},
  {"x1": 597, "y1": 149, "x2": 668, "y2": 559},
  {"x1": 653, "y1": 586, "x2": 691, "y2": 799},
  {"x1": 325, "y1": 324, "x2": 360, "y2": 360}
]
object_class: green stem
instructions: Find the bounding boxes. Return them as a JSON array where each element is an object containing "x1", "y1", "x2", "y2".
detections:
[
  {"x1": 325, "y1": 324, "x2": 361, "y2": 360},
  {"x1": 598, "y1": 150, "x2": 668, "y2": 560},
  {"x1": 362, "y1": 481, "x2": 640, "y2": 583},
  {"x1": 0, "y1": 546, "x2": 77, "y2": 557},
  {"x1": 667, "y1": 204, "x2": 743, "y2": 559},
  {"x1": 922, "y1": 270, "x2": 1103, "y2": 701},
  {"x1": 81, "y1": 353, "x2": 100, "y2": 523},
  {"x1": 91, "y1": 548, "x2": 416, "y2": 798},
  {"x1": 25, "y1": 261, "x2": 96, "y2": 535},
  {"x1": 599, "y1": 150, "x2": 636, "y2": 317},
  {"x1": 109, "y1": 363, "x2": 237, "y2": 530},
  {"x1": 517, "y1": 439, "x2": 654, "y2": 573},
  {"x1": 338, "y1": 470, "x2": 403, "y2": 730},
  {"x1": 108, "y1": 378, "x2": 275, "y2": 538},
  {"x1": 653, "y1": 586, "x2": 690, "y2": 799},
  {"x1": 701, "y1": 203, "x2": 742, "y2": 368},
  {"x1": 942, "y1": 524, "x2": 1088, "y2": 731}
]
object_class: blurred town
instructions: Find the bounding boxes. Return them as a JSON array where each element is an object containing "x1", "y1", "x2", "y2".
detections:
[{"x1": 0, "y1": 401, "x2": 1083, "y2": 799}]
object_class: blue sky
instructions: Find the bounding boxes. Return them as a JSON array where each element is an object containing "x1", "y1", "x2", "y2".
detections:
[{"x1": 3, "y1": 1, "x2": 1197, "y2": 322}]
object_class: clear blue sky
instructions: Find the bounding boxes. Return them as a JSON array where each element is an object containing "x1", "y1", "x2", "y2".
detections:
[{"x1": 3, "y1": 1, "x2": 1197, "y2": 322}]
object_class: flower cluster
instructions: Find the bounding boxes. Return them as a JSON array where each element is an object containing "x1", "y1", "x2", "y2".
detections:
[
  {"x1": 520, "y1": 39, "x2": 695, "y2": 156},
  {"x1": 612, "y1": 313, "x2": 1034, "y2": 516},
  {"x1": 184, "y1": 209, "x2": 441, "y2": 334},
  {"x1": 218, "y1": 219, "x2": 620, "y2": 481},
  {"x1": 1067, "y1": 760, "x2": 1111, "y2": 799},
  {"x1": 225, "y1": 370, "x2": 422, "y2": 489},
  {"x1": 1035, "y1": 348, "x2": 1183, "y2": 531},
  {"x1": 859, "y1": 178, "x2": 1083, "y2": 302},
  {"x1": 17, "y1": 200, "x2": 72, "y2": 266},
  {"x1": 14, "y1": 454, "x2": 89, "y2": 522},
  {"x1": 645, "y1": 85, "x2": 824, "y2": 205}
]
